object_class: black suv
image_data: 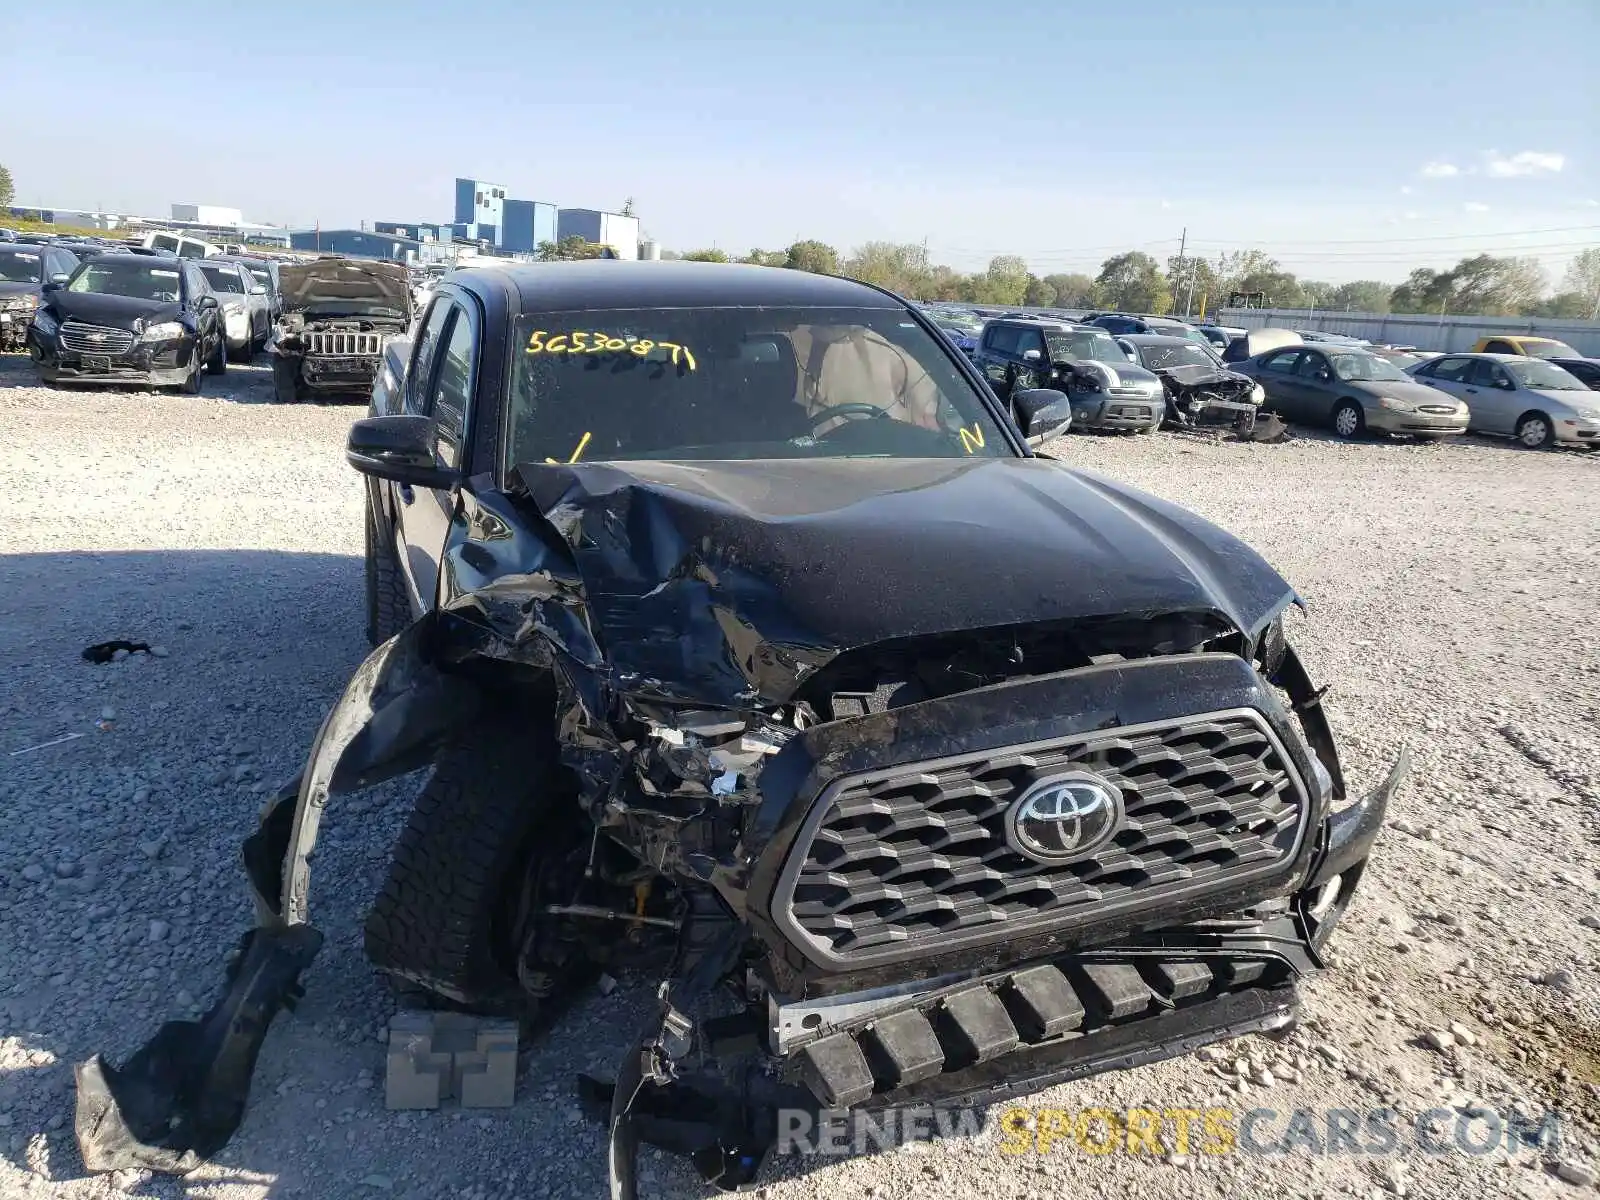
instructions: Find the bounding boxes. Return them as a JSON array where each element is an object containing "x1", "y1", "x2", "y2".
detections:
[
  {"x1": 29, "y1": 254, "x2": 226, "y2": 391},
  {"x1": 77, "y1": 262, "x2": 1401, "y2": 1200},
  {"x1": 974, "y1": 317, "x2": 1164, "y2": 432}
]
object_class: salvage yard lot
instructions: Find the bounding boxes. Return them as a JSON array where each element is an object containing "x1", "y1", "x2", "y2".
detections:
[{"x1": 1, "y1": 353, "x2": 1598, "y2": 1200}]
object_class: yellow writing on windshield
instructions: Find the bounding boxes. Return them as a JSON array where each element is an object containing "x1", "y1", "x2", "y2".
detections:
[
  {"x1": 544, "y1": 431, "x2": 593, "y2": 465},
  {"x1": 526, "y1": 330, "x2": 697, "y2": 371},
  {"x1": 958, "y1": 424, "x2": 986, "y2": 454}
]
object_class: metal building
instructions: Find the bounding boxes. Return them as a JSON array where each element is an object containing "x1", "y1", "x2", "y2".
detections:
[
  {"x1": 288, "y1": 229, "x2": 437, "y2": 262},
  {"x1": 555, "y1": 209, "x2": 641, "y2": 260}
]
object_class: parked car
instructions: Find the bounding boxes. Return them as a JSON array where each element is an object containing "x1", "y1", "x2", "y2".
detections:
[
  {"x1": 0, "y1": 242, "x2": 79, "y2": 352},
  {"x1": 269, "y1": 257, "x2": 414, "y2": 402},
  {"x1": 1550, "y1": 357, "x2": 1600, "y2": 391},
  {"x1": 973, "y1": 317, "x2": 1161, "y2": 432},
  {"x1": 1368, "y1": 348, "x2": 1437, "y2": 371},
  {"x1": 1293, "y1": 330, "x2": 1371, "y2": 348},
  {"x1": 1234, "y1": 344, "x2": 1469, "y2": 440},
  {"x1": 27, "y1": 253, "x2": 226, "y2": 392},
  {"x1": 196, "y1": 259, "x2": 270, "y2": 359},
  {"x1": 1085, "y1": 312, "x2": 1203, "y2": 341},
  {"x1": 1469, "y1": 334, "x2": 1582, "y2": 360},
  {"x1": 75, "y1": 261, "x2": 1397, "y2": 1200},
  {"x1": 219, "y1": 255, "x2": 283, "y2": 322},
  {"x1": 137, "y1": 230, "x2": 220, "y2": 259},
  {"x1": 1196, "y1": 323, "x2": 1245, "y2": 352},
  {"x1": 1116, "y1": 334, "x2": 1264, "y2": 432},
  {"x1": 1406, "y1": 353, "x2": 1600, "y2": 448}
]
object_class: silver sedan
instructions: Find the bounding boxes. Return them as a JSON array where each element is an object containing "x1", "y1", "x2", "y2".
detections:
[
  {"x1": 1406, "y1": 353, "x2": 1600, "y2": 449},
  {"x1": 196, "y1": 260, "x2": 270, "y2": 359}
]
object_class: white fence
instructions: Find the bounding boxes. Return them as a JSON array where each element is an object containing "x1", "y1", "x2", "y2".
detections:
[{"x1": 1214, "y1": 307, "x2": 1600, "y2": 356}]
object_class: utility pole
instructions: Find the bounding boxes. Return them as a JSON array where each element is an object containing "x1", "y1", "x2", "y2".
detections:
[{"x1": 1175, "y1": 227, "x2": 1188, "y2": 316}]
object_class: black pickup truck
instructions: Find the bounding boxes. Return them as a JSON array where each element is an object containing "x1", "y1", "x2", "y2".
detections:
[{"x1": 76, "y1": 262, "x2": 1402, "y2": 1199}]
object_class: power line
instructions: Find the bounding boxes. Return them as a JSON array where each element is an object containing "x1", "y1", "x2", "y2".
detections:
[{"x1": 1184, "y1": 224, "x2": 1600, "y2": 247}]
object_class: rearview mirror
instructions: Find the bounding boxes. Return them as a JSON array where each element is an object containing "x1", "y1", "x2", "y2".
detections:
[
  {"x1": 1012, "y1": 388, "x2": 1072, "y2": 446},
  {"x1": 346, "y1": 415, "x2": 459, "y2": 488}
]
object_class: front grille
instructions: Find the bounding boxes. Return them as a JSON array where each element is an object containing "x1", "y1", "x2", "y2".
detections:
[
  {"x1": 307, "y1": 330, "x2": 382, "y2": 356},
  {"x1": 1108, "y1": 386, "x2": 1153, "y2": 396},
  {"x1": 60, "y1": 322, "x2": 136, "y2": 356},
  {"x1": 1418, "y1": 405, "x2": 1458, "y2": 414},
  {"x1": 774, "y1": 710, "x2": 1308, "y2": 968}
]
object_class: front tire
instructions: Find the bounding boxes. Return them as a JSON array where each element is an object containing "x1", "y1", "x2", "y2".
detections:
[
  {"x1": 1332, "y1": 400, "x2": 1365, "y2": 439},
  {"x1": 364, "y1": 498, "x2": 410, "y2": 646},
  {"x1": 1515, "y1": 411, "x2": 1555, "y2": 449},
  {"x1": 364, "y1": 712, "x2": 576, "y2": 1015},
  {"x1": 206, "y1": 328, "x2": 227, "y2": 376},
  {"x1": 179, "y1": 357, "x2": 203, "y2": 395}
]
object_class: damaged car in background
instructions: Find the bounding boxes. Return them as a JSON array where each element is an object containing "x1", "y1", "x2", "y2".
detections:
[
  {"x1": 268, "y1": 256, "x2": 413, "y2": 403},
  {"x1": 973, "y1": 317, "x2": 1163, "y2": 433},
  {"x1": 0, "y1": 242, "x2": 79, "y2": 351},
  {"x1": 1116, "y1": 334, "x2": 1275, "y2": 437},
  {"x1": 74, "y1": 262, "x2": 1405, "y2": 1199}
]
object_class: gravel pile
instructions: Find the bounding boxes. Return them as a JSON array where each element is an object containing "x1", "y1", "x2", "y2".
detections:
[{"x1": 1, "y1": 354, "x2": 1597, "y2": 1199}]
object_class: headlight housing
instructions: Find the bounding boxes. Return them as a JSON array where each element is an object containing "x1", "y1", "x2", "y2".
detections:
[
  {"x1": 7, "y1": 294, "x2": 38, "y2": 312},
  {"x1": 223, "y1": 301, "x2": 245, "y2": 315},
  {"x1": 1377, "y1": 397, "x2": 1415, "y2": 412},
  {"x1": 1573, "y1": 407, "x2": 1600, "y2": 420},
  {"x1": 141, "y1": 321, "x2": 185, "y2": 341},
  {"x1": 1249, "y1": 383, "x2": 1265, "y2": 404}
]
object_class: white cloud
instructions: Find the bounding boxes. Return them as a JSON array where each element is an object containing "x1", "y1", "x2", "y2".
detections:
[
  {"x1": 1463, "y1": 201, "x2": 1490, "y2": 212},
  {"x1": 1403, "y1": 210, "x2": 1421, "y2": 220},
  {"x1": 1484, "y1": 150, "x2": 1564, "y2": 177},
  {"x1": 1419, "y1": 161, "x2": 1459, "y2": 178},
  {"x1": 1583, "y1": 198, "x2": 1599, "y2": 207},
  {"x1": 1399, "y1": 185, "x2": 1414, "y2": 195},
  {"x1": 1160, "y1": 200, "x2": 1172, "y2": 210}
]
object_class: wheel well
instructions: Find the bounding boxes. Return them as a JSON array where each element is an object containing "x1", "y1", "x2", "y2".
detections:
[
  {"x1": 1331, "y1": 397, "x2": 1364, "y2": 422},
  {"x1": 1515, "y1": 408, "x2": 1550, "y2": 429}
]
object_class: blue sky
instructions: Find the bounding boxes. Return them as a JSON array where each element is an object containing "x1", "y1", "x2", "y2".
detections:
[{"x1": 8, "y1": 0, "x2": 1597, "y2": 284}]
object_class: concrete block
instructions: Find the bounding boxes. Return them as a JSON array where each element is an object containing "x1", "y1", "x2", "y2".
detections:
[{"x1": 385, "y1": 1011, "x2": 519, "y2": 1110}]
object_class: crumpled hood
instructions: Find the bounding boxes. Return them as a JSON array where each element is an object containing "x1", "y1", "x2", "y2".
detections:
[
  {"x1": 513, "y1": 457, "x2": 1296, "y2": 706},
  {"x1": 1158, "y1": 363, "x2": 1257, "y2": 397},
  {"x1": 0, "y1": 280, "x2": 42, "y2": 301},
  {"x1": 277, "y1": 259, "x2": 410, "y2": 314},
  {"x1": 1061, "y1": 358, "x2": 1162, "y2": 391},
  {"x1": 44, "y1": 290, "x2": 180, "y2": 331}
]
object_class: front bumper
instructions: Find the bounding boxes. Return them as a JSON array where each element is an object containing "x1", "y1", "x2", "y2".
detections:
[
  {"x1": 293, "y1": 353, "x2": 382, "y2": 392},
  {"x1": 34, "y1": 331, "x2": 196, "y2": 387},
  {"x1": 1556, "y1": 418, "x2": 1600, "y2": 444},
  {"x1": 1072, "y1": 395, "x2": 1161, "y2": 431},
  {"x1": 1369, "y1": 407, "x2": 1469, "y2": 435}
]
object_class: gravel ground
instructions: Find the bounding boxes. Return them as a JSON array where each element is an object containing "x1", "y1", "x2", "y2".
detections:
[{"x1": 2, "y1": 350, "x2": 1598, "y2": 1200}]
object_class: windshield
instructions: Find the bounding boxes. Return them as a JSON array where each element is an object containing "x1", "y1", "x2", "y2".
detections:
[
  {"x1": 1520, "y1": 339, "x2": 1580, "y2": 360},
  {"x1": 508, "y1": 306, "x2": 1011, "y2": 467},
  {"x1": 199, "y1": 264, "x2": 246, "y2": 294},
  {"x1": 1135, "y1": 342, "x2": 1219, "y2": 371},
  {"x1": 1376, "y1": 351, "x2": 1427, "y2": 370},
  {"x1": 1045, "y1": 330, "x2": 1129, "y2": 365},
  {"x1": 0, "y1": 249, "x2": 43, "y2": 283},
  {"x1": 1505, "y1": 359, "x2": 1587, "y2": 390},
  {"x1": 1331, "y1": 352, "x2": 1409, "y2": 382},
  {"x1": 931, "y1": 310, "x2": 982, "y2": 333},
  {"x1": 66, "y1": 260, "x2": 182, "y2": 302}
]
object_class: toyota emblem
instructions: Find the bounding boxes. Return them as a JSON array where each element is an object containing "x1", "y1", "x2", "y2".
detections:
[{"x1": 1004, "y1": 771, "x2": 1124, "y2": 863}]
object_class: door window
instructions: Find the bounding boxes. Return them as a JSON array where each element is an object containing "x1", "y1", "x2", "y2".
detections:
[
  {"x1": 426, "y1": 307, "x2": 476, "y2": 470},
  {"x1": 1425, "y1": 357, "x2": 1474, "y2": 383},
  {"x1": 1483, "y1": 339, "x2": 1516, "y2": 354},
  {"x1": 1294, "y1": 352, "x2": 1330, "y2": 380},
  {"x1": 984, "y1": 324, "x2": 1020, "y2": 355},
  {"x1": 1468, "y1": 359, "x2": 1514, "y2": 389},
  {"x1": 1015, "y1": 329, "x2": 1047, "y2": 360},
  {"x1": 406, "y1": 298, "x2": 454, "y2": 414},
  {"x1": 1260, "y1": 350, "x2": 1302, "y2": 374}
]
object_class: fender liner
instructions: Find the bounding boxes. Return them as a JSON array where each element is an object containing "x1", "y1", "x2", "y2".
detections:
[{"x1": 74, "y1": 615, "x2": 482, "y2": 1174}]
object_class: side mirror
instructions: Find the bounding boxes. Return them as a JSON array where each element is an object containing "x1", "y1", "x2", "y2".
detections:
[
  {"x1": 198, "y1": 295, "x2": 218, "y2": 309},
  {"x1": 249, "y1": 285, "x2": 267, "y2": 296},
  {"x1": 1012, "y1": 388, "x2": 1073, "y2": 446},
  {"x1": 1021, "y1": 348, "x2": 1043, "y2": 362},
  {"x1": 346, "y1": 415, "x2": 459, "y2": 488},
  {"x1": 41, "y1": 280, "x2": 62, "y2": 293}
]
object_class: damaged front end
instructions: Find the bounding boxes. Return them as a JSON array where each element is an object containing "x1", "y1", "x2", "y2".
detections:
[
  {"x1": 75, "y1": 457, "x2": 1403, "y2": 1198},
  {"x1": 1154, "y1": 363, "x2": 1278, "y2": 439}
]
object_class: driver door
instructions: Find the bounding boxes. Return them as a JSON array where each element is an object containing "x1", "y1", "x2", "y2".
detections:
[
  {"x1": 1465, "y1": 358, "x2": 1518, "y2": 433},
  {"x1": 391, "y1": 297, "x2": 470, "y2": 613},
  {"x1": 1013, "y1": 327, "x2": 1047, "y2": 391}
]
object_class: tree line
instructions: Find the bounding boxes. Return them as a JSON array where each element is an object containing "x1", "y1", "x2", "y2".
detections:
[{"x1": 539, "y1": 232, "x2": 1600, "y2": 321}]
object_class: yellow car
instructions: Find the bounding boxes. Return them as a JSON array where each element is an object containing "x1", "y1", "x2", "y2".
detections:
[{"x1": 1469, "y1": 334, "x2": 1581, "y2": 359}]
